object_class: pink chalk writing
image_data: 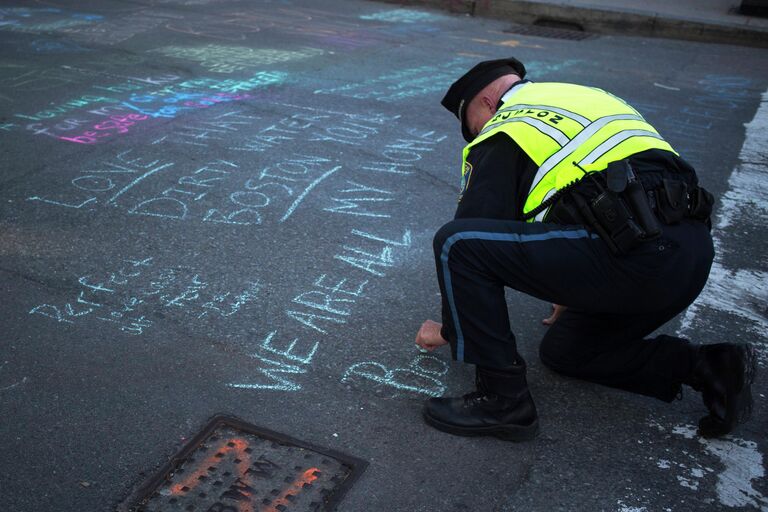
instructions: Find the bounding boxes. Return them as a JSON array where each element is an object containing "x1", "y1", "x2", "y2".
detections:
[{"x1": 58, "y1": 92, "x2": 252, "y2": 144}]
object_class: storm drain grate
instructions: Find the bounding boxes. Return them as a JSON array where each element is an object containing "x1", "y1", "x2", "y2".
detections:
[
  {"x1": 119, "y1": 416, "x2": 368, "y2": 512},
  {"x1": 504, "y1": 22, "x2": 596, "y2": 41}
]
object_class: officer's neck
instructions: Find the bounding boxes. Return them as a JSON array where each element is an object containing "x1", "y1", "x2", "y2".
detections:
[{"x1": 498, "y1": 79, "x2": 531, "y2": 108}]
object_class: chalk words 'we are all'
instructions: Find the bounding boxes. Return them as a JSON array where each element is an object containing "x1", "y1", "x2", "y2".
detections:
[{"x1": 228, "y1": 226, "x2": 449, "y2": 397}]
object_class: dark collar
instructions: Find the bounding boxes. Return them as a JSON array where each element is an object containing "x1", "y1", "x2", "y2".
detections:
[{"x1": 497, "y1": 79, "x2": 531, "y2": 109}]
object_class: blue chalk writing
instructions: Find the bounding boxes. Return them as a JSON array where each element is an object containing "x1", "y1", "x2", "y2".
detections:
[
  {"x1": 359, "y1": 9, "x2": 445, "y2": 23},
  {"x1": 29, "y1": 257, "x2": 262, "y2": 335},
  {"x1": 228, "y1": 331, "x2": 319, "y2": 391},
  {"x1": 280, "y1": 165, "x2": 341, "y2": 222},
  {"x1": 335, "y1": 228, "x2": 412, "y2": 277},
  {"x1": 26, "y1": 196, "x2": 97, "y2": 209},
  {"x1": 286, "y1": 274, "x2": 369, "y2": 334},
  {"x1": 285, "y1": 311, "x2": 345, "y2": 334},
  {"x1": 324, "y1": 180, "x2": 394, "y2": 218},
  {"x1": 199, "y1": 282, "x2": 261, "y2": 318},
  {"x1": 342, "y1": 355, "x2": 448, "y2": 397}
]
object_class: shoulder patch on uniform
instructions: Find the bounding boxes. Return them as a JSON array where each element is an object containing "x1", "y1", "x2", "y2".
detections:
[
  {"x1": 458, "y1": 161, "x2": 473, "y2": 202},
  {"x1": 461, "y1": 162, "x2": 474, "y2": 191}
]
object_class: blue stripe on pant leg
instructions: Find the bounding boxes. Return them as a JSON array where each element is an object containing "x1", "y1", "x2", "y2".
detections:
[{"x1": 440, "y1": 228, "x2": 598, "y2": 362}]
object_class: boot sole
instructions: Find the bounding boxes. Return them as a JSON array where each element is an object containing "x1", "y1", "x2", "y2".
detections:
[
  {"x1": 732, "y1": 343, "x2": 757, "y2": 423},
  {"x1": 699, "y1": 343, "x2": 757, "y2": 437},
  {"x1": 422, "y1": 409, "x2": 539, "y2": 442}
]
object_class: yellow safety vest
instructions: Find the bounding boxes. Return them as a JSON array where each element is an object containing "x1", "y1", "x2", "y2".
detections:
[{"x1": 461, "y1": 82, "x2": 678, "y2": 221}]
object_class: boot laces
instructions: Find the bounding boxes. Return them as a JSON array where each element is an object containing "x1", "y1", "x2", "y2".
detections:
[{"x1": 463, "y1": 391, "x2": 491, "y2": 405}]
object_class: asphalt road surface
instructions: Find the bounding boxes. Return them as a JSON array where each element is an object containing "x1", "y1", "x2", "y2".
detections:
[{"x1": 1, "y1": 1, "x2": 767, "y2": 511}]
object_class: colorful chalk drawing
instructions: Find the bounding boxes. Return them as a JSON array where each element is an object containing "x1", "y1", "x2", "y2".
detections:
[
  {"x1": 148, "y1": 44, "x2": 324, "y2": 73},
  {"x1": 22, "y1": 90, "x2": 452, "y2": 395},
  {"x1": 227, "y1": 225, "x2": 440, "y2": 395},
  {"x1": 0, "y1": 7, "x2": 102, "y2": 33},
  {"x1": 13, "y1": 72, "x2": 286, "y2": 143},
  {"x1": 26, "y1": 154, "x2": 337, "y2": 226},
  {"x1": 225, "y1": 218, "x2": 449, "y2": 396},
  {"x1": 149, "y1": 109, "x2": 260, "y2": 147},
  {"x1": 285, "y1": 269, "x2": 371, "y2": 335},
  {"x1": 28, "y1": 256, "x2": 263, "y2": 335},
  {"x1": 0, "y1": 63, "x2": 92, "y2": 92},
  {"x1": 24, "y1": 114, "x2": 441, "y2": 226},
  {"x1": 0, "y1": 56, "x2": 153, "y2": 93},
  {"x1": 227, "y1": 103, "x2": 399, "y2": 154},
  {"x1": 14, "y1": 93, "x2": 125, "y2": 122},
  {"x1": 359, "y1": 9, "x2": 449, "y2": 23},
  {"x1": 334, "y1": 229, "x2": 412, "y2": 278},
  {"x1": 13, "y1": 52, "x2": 452, "y2": 397},
  {"x1": 228, "y1": 331, "x2": 320, "y2": 392},
  {"x1": 28, "y1": 151, "x2": 259, "y2": 225},
  {"x1": 341, "y1": 354, "x2": 448, "y2": 397},
  {"x1": 62, "y1": 93, "x2": 253, "y2": 144},
  {"x1": 26, "y1": 147, "x2": 435, "y2": 390},
  {"x1": 227, "y1": 230, "x2": 410, "y2": 392}
]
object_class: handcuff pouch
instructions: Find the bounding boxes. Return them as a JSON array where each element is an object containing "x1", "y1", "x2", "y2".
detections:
[{"x1": 655, "y1": 178, "x2": 688, "y2": 224}]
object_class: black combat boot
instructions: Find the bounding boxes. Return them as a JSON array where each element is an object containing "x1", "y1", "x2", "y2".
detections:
[
  {"x1": 686, "y1": 343, "x2": 756, "y2": 438},
  {"x1": 422, "y1": 363, "x2": 539, "y2": 441}
]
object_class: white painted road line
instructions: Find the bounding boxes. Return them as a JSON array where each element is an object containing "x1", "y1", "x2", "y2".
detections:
[{"x1": 678, "y1": 89, "x2": 768, "y2": 361}]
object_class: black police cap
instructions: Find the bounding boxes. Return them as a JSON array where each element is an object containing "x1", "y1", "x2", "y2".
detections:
[{"x1": 441, "y1": 57, "x2": 526, "y2": 141}]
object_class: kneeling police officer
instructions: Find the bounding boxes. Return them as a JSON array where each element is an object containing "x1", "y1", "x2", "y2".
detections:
[{"x1": 415, "y1": 57, "x2": 756, "y2": 440}]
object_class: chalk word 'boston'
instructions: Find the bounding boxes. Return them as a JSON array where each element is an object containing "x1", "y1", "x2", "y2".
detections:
[{"x1": 26, "y1": 125, "x2": 440, "y2": 226}]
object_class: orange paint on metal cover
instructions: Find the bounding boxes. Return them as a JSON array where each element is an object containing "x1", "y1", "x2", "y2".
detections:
[
  {"x1": 260, "y1": 468, "x2": 320, "y2": 512},
  {"x1": 169, "y1": 437, "x2": 252, "y2": 496}
]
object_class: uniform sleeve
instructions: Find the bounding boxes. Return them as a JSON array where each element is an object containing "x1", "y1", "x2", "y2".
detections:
[{"x1": 453, "y1": 134, "x2": 537, "y2": 221}]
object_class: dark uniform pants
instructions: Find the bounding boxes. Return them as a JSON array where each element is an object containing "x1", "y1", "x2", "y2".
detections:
[{"x1": 433, "y1": 218, "x2": 714, "y2": 402}]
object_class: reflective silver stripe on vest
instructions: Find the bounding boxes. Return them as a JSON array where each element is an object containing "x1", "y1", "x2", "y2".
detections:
[
  {"x1": 495, "y1": 104, "x2": 591, "y2": 127},
  {"x1": 499, "y1": 82, "x2": 531, "y2": 103},
  {"x1": 578, "y1": 129, "x2": 664, "y2": 165},
  {"x1": 479, "y1": 116, "x2": 570, "y2": 146},
  {"x1": 529, "y1": 113, "x2": 645, "y2": 193}
]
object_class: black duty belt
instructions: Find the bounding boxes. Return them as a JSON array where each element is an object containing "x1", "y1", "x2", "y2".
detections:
[{"x1": 527, "y1": 160, "x2": 714, "y2": 256}]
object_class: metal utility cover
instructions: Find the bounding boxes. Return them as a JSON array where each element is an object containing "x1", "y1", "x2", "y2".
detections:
[
  {"x1": 504, "y1": 23, "x2": 595, "y2": 40},
  {"x1": 119, "y1": 416, "x2": 368, "y2": 512}
]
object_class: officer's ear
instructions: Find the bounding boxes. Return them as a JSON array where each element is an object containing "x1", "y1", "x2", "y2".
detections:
[{"x1": 481, "y1": 94, "x2": 499, "y2": 114}]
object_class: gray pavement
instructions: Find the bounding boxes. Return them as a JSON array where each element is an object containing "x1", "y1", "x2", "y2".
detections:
[{"x1": 396, "y1": 0, "x2": 768, "y2": 47}]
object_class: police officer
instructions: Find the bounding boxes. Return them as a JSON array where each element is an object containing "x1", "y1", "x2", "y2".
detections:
[{"x1": 415, "y1": 57, "x2": 756, "y2": 441}]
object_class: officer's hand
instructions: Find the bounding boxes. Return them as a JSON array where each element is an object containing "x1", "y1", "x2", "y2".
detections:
[
  {"x1": 542, "y1": 304, "x2": 567, "y2": 325},
  {"x1": 415, "y1": 319, "x2": 448, "y2": 351}
]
